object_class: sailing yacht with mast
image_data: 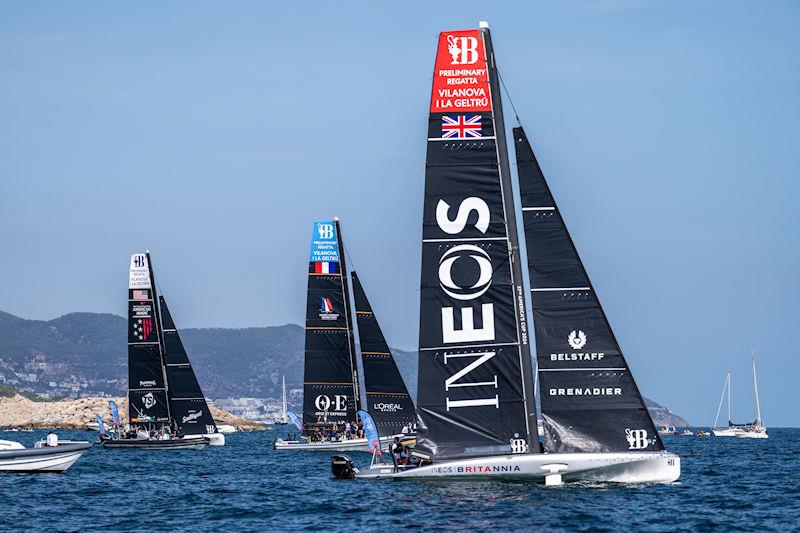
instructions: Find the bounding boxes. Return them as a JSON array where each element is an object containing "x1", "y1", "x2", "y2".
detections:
[
  {"x1": 712, "y1": 352, "x2": 768, "y2": 438},
  {"x1": 102, "y1": 252, "x2": 224, "y2": 449},
  {"x1": 738, "y1": 350, "x2": 768, "y2": 438},
  {"x1": 332, "y1": 22, "x2": 679, "y2": 483},
  {"x1": 274, "y1": 220, "x2": 415, "y2": 451}
]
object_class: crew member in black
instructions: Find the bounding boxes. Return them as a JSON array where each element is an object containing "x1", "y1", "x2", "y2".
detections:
[{"x1": 390, "y1": 436, "x2": 403, "y2": 464}]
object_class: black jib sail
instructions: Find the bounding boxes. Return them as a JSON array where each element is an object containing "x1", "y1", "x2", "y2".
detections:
[
  {"x1": 127, "y1": 252, "x2": 170, "y2": 426},
  {"x1": 515, "y1": 126, "x2": 663, "y2": 453},
  {"x1": 351, "y1": 271, "x2": 415, "y2": 436},
  {"x1": 415, "y1": 26, "x2": 538, "y2": 461},
  {"x1": 302, "y1": 219, "x2": 360, "y2": 432},
  {"x1": 160, "y1": 295, "x2": 217, "y2": 436}
]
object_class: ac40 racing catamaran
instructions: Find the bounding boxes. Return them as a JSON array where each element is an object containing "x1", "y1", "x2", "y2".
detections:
[
  {"x1": 274, "y1": 220, "x2": 416, "y2": 451},
  {"x1": 102, "y1": 252, "x2": 224, "y2": 450},
  {"x1": 332, "y1": 22, "x2": 680, "y2": 484}
]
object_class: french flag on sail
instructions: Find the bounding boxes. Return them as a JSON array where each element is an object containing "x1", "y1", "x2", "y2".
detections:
[{"x1": 312, "y1": 261, "x2": 338, "y2": 274}]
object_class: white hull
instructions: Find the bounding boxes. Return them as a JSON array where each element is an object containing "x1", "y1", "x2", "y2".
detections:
[
  {"x1": 196, "y1": 433, "x2": 225, "y2": 446},
  {"x1": 354, "y1": 451, "x2": 680, "y2": 484},
  {"x1": 737, "y1": 431, "x2": 768, "y2": 439},
  {"x1": 274, "y1": 434, "x2": 410, "y2": 452},
  {"x1": 712, "y1": 427, "x2": 744, "y2": 437},
  {"x1": 216, "y1": 424, "x2": 236, "y2": 434},
  {"x1": 0, "y1": 441, "x2": 91, "y2": 473}
]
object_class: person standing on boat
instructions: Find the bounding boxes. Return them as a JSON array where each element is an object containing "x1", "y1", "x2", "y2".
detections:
[
  {"x1": 46, "y1": 432, "x2": 58, "y2": 447},
  {"x1": 390, "y1": 437, "x2": 403, "y2": 464}
]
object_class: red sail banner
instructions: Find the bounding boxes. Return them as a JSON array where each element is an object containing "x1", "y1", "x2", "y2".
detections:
[{"x1": 430, "y1": 29, "x2": 492, "y2": 113}]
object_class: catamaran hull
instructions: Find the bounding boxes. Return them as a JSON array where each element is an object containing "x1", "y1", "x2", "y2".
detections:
[
  {"x1": 352, "y1": 451, "x2": 680, "y2": 484},
  {"x1": 0, "y1": 442, "x2": 91, "y2": 473},
  {"x1": 101, "y1": 437, "x2": 208, "y2": 450},
  {"x1": 198, "y1": 433, "x2": 225, "y2": 446},
  {"x1": 274, "y1": 434, "x2": 413, "y2": 452}
]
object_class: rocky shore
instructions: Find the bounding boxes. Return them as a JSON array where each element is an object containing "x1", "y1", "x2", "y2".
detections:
[{"x1": 0, "y1": 394, "x2": 264, "y2": 431}]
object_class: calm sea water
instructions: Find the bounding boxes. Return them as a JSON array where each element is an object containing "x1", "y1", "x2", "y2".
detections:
[{"x1": 1, "y1": 427, "x2": 798, "y2": 532}]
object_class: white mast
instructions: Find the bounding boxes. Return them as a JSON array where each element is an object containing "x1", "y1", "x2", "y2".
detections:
[
  {"x1": 281, "y1": 375, "x2": 287, "y2": 421},
  {"x1": 752, "y1": 349, "x2": 763, "y2": 426},
  {"x1": 727, "y1": 368, "x2": 731, "y2": 424},
  {"x1": 713, "y1": 370, "x2": 730, "y2": 428}
]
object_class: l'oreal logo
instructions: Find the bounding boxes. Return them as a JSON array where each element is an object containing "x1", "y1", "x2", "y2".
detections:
[{"x1": 435, "y1": 197, "x2": 499, "y2": 411}]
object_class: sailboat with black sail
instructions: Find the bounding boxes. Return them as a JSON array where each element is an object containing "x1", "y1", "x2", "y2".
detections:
[
  {"x1": 102, "y1": 252, "x2": 222, "y2": 449},
  {"x1": 351, "y1": 271, "x2": 416, "y2": 437},
  {"x1": 275, "y1": 220, "x2": 414, "y2": 451},
  {"x1": 333, "y1": 22, "x2": 679, "y2": 483}
]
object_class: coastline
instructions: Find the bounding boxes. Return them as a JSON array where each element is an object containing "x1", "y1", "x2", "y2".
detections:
[{"x1": 0, "y1": 394, "x2": 264, "y2": 431}]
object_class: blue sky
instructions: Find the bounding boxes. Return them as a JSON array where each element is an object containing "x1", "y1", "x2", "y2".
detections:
[{"x1": 1, "y1": 1, "x2": 798, "y2": 426}]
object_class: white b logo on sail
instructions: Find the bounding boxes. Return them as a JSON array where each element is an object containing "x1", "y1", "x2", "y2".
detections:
[
  {"x1": 142, "y1": 392, "x2": 156, "y2": 410},
  {"x1": 510, "y1": 438, "x2": 529, "y2": 454},
  {"x1": 568, "y1": 330, "x2": 587, "y2": 350},
  {"x1": 625, "y1": 428, "x2": 651, "y2": 450},
  {"x1": 317, "y1": 223, "x2": 334, "y2": 240},
  {"x1": 447, "y1": 35, "x2": 479, "y2": 65}
]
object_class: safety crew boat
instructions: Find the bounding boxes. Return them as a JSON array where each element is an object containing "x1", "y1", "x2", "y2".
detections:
[
  {"x1": 102, "y1": 252, "x2": 224, "y2": 450},
  {"x1": 274, "y1": 220, "x2": 416, "y2": 451},
  {"x1": 333, "y1": 22, "x2": 679, "y2": 484},
  {"x1": 0, "y1": 438, "x2": 90, "y2": 473}
]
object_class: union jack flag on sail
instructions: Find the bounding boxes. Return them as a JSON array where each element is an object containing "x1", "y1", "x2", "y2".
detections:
[{"x1": 441, "y1": 115, "x2": 482, "y2": 139}]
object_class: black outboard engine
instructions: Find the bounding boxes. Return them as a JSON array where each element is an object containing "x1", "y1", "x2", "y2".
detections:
[{"x1": 331, "y1": 455, "x2": 356, "y2": 479}]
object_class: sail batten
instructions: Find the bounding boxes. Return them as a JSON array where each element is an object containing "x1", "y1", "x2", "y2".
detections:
[{"x1": 514, "y1": 126, "x2": 663, "y2": 453}]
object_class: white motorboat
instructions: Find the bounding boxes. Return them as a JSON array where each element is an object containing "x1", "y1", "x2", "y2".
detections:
[
  {"x1": 215, "y1": 424, "x2": 236, "y2": 434},
  {"x1": 274, "y1": 433, "x2": 414, "y2": 452},
  {"x1": 0, "y1": 439, "x2": 91, "y2": 473}
]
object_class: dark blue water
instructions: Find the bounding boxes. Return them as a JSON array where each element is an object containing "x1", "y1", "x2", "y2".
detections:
[{"x1": 1, "y1": 428, "x2": 798, "y2": 531}]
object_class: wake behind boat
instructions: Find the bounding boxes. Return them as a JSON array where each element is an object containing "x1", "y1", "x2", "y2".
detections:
[
  {"x1": 335, "y1": 22, "x2": 679, "y2": 484},
  {"x1": 0, "y1": 437, "x2": 90, "y2": 473}
]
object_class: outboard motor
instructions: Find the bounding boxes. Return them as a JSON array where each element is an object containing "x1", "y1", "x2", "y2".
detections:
[{"x1": 331, "y1": 455, "x2": 356, "y2": 479}]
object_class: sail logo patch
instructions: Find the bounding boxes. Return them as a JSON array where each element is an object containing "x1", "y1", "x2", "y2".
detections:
[
  {"x1": 568, "y1": 330, "x2": 587, "y2": 350},
  {"x1": 312, "y1": 261, "x2": 338, "y2": 274},
  {"x1": 319, "y1": 297, "x2": 339, "y2": 321},
  {"x1": 142, "y1": 392, "x2": 156, "y2": 410},
  {"x1": 373, "y1": 402, "x2": 403, "y2": 412},
  {"x1": 317, "y1": 223, "x2": 334, "y2": 240},
  {"x1": 625, "y1": 428, "x2": 655, "y2": 450},
  {"x1": 132, "y1": 318, "x2": 153, "y2": 341},
  {"x1": 132, "y1": 289, "x2": 150, "y2": 301},
  {"x1": 129, "y1": 253, "x2": 152, "y2": 289},
  {"x1": 510, "y1": 437, "x2": 529, "y2": 454},
  {"x1": 447, "y1": 35, "x2": 479, "y2": 65},
  {"x1": 441, "y1": 115, "x2": 482, "y2": 138},
  {"x1": 315, "y1": 394, "x2": 347, "y2": 414},
  {"x1": 182, "y1": 411, "x2": 203, "y2": 423},
  {"x1": 438, "y1": 244, "x2": 493, "y2": 301}
]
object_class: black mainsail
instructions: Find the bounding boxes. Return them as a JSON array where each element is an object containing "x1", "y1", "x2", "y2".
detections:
[
  {"x1": 351, "y1": 271, "x2": 415, "y2": 435},
  {"x1": 127, "y1": 252, "x2": 170, "y2": 426},
  {"x1": 415, "y1": 26, "x2": 537, "y2": 461},
  {"x1": 160, "y1": 295, "x2": 218, "y2": 436},
  {"x1": 515, "y1": 126, "x2": 663, "y2": 453},
  {"x1": 302, "y1": 219, "x2": 360, "y2": 432}
]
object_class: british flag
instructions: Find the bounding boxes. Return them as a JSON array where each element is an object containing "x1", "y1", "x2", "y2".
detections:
[{"x1": 441, "y1": 115, "x2": 482, "y2": 139}]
